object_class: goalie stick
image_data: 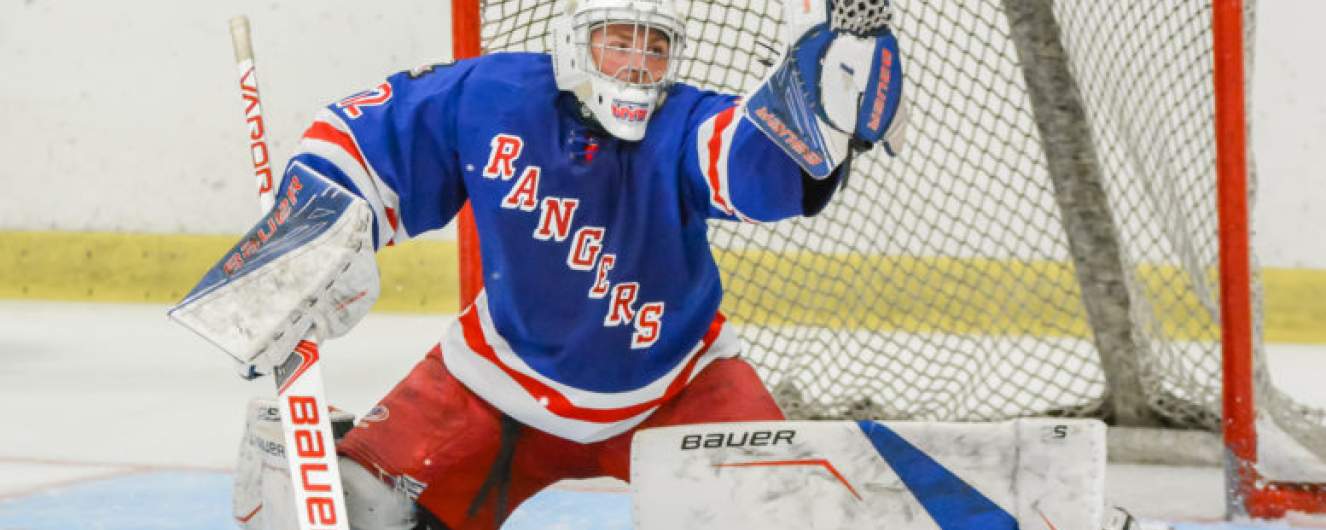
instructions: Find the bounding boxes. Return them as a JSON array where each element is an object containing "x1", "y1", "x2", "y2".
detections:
[{"x1": 228, "y1": 16, "x2": 351, "y2": 530}]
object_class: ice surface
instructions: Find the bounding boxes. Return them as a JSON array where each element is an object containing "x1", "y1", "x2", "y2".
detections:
[
  {"x1": 0, "y1": 471, "x2": 631, "y2": 530},
  {"x1": 0, "y1": 472, "x2": 232, "y2": 530},
  {"x1": 0, "y1": 301, "x2": 1322, "y2": 529}
]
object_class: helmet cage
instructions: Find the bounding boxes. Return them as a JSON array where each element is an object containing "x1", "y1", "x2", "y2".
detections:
[
  {"x1": 552, "y1": 0, "x2": 686, "y2": 141},
  {"x1": 570, "y1": 6, "x2": 685, "y2": 90}
]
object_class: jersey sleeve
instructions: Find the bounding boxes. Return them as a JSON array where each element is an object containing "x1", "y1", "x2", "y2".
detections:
[
  {"x1": 682, "y1": 93, "x2": 846, "y2": 223},
  {"x1": 284, "y1": 62, "x2": 473, "y2": 249}
]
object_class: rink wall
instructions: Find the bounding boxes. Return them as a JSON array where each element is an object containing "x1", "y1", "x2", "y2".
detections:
[
  {"x1": 3, "y1": 230, "x2": 1325, "y2": 343},
  {"x1": 0, "y1": 1, "x2": 457, "y2": 237},
  {"x1": 0, "y1": 1, "x2": 465, "y2": 308},
  {"x1": 0, "y1": 1, "x2": 1322, "y2": 341}
]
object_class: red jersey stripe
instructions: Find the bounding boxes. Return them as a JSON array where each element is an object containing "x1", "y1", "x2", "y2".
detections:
[
  {"x1": 302, "y1": 121, "x2": 370, "y2": 176},
  {"x1": 458, "y1": 306, "x2": 725, "y2": 423},
  {"x1": 705, "y1": 106, "x2": 738, "y2": 215}
]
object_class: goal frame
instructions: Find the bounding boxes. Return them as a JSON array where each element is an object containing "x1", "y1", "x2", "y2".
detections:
[
  {"x1": 449, "y1": 0, "x2": 1326, "y2": 520},
  {"x1": 1210, "y1": 0, "x2": 1326, "y2": 519}
]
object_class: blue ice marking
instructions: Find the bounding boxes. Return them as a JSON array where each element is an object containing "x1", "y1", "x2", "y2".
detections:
[
  {"x1": 0, "y1": 471, "x2": 233, "y2": 530},
  {"x1": 503, "y1": 487, "x2": 632, "y2": 530},
  {"x1": 0, "y1": 471, "x2": 634, "y2": 530}
]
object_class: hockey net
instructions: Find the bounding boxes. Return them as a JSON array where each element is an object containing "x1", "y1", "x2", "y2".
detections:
[{"x1": 463, "y1": 0, "x2": 1326, "y2": 517}]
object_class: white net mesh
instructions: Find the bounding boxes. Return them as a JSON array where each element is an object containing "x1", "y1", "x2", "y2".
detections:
[{"x1": 477, "y1": 0, "x2": 1326, "y2": 460}]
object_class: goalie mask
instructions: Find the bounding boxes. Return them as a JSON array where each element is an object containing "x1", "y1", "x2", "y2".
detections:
[{"x1": 552, "y1": 0, "x2": 685, "y2": 141}]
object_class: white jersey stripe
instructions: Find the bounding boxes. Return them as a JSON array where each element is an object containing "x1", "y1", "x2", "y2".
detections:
[
  {"x1": 696, "y1": 105, "x2": 757, "y2": 223},
  {"x1": 441, "y1": 291, "x2": 741, "y2": 443},
  {"x1": 297, "y1": 138, "x2": 393, "y2": 244},
  {"x1": 303, "y1": 109, "x2": 408, "y2": 245}
]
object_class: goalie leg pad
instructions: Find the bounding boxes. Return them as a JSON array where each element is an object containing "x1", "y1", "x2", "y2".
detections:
[
  {"x1": 341, "y1": 457, "x2": 419, "y2": 530},
  {"x1": 233, "y1": 398, "x2": 415, "y2": 530},
  {"x1": 632, "y1": 418, "x2": 1107, "y2": 530}
]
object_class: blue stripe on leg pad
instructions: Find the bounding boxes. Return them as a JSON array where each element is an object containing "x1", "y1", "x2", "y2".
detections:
[{"x1": 857, "y1": 420, "x2": 1017, "y2": 529}]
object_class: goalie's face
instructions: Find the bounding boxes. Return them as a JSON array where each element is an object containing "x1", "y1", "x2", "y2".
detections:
[
  {"x1": 588, "y1": 22, "x2": 672, "y2": 86},
  {"x1": 551, "y1": 1, "x2": 685, "y2": 141}
]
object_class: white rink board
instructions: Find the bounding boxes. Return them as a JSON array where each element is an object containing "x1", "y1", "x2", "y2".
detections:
[
  {"x1": 0, "y1": 1, "x2": 1321, "y2": 269},
  {"x1": 632, "y1": 419, "x2": 1106, "y2": 530}
]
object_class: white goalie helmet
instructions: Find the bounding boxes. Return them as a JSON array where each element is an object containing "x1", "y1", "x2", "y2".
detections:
[{"x1": 552, "y1": 0, "x2": 686, "y2": 141}]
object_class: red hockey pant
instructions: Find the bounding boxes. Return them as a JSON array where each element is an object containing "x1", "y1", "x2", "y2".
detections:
[{"x1": 338, "y1": 344, "x2": 783, "y2": 530}]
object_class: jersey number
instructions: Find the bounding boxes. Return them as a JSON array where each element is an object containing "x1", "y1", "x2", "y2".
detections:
[{"x1": 336, "y1": 82, "x2": 393, "y2": 119}]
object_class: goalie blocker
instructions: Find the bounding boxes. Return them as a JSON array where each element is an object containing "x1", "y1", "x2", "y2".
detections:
[
  {"x1": 632, "y1": 418, "x2": 1125, "y2": 529},
  {"x1": 168, "y1": 162, "x2": 379, "y2": 372}
]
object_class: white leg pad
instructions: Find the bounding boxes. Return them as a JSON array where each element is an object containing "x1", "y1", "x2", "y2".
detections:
[
  {"x1": 233, "y1": 399, "x2": 295, "y2": 529},
  {"x1": 342, "y1": 458, "x2": 417, "y2": 530},
  {"x1": 233, "y1": 398, "x2": 414, "y2": 530},
  {"x1": 632, "y1": 418, "x2": 1108, "y2": 530}
]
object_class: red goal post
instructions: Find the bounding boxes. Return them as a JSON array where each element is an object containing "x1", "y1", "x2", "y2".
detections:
[
  {"x1": 1212, "y1": 0, "x2": 1326, "y2": 519},
  {"x1": 450, "y1": 0, "x2": 1326, "y2": 519},
  {"x1": 452, "y1": 0, "x2": 484, "y2": 307}
]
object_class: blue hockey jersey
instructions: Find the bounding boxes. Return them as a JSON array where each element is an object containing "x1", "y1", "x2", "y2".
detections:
[{"x1": 287, "y1": 52, "x2": 842, "y2": 442}]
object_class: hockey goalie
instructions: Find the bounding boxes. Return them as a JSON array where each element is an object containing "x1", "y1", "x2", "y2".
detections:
[{"x1": 172, "y1": 0, "x2": 1119, "y2": 528}]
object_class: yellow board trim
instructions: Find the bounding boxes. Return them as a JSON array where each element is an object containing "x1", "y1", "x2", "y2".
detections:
[
  {"x1": 2, "y1": 230, "x2": 1322, "y2": 343},
  {"x1": 0, "y1": 231, "x2": 461, "y2": 313}
]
